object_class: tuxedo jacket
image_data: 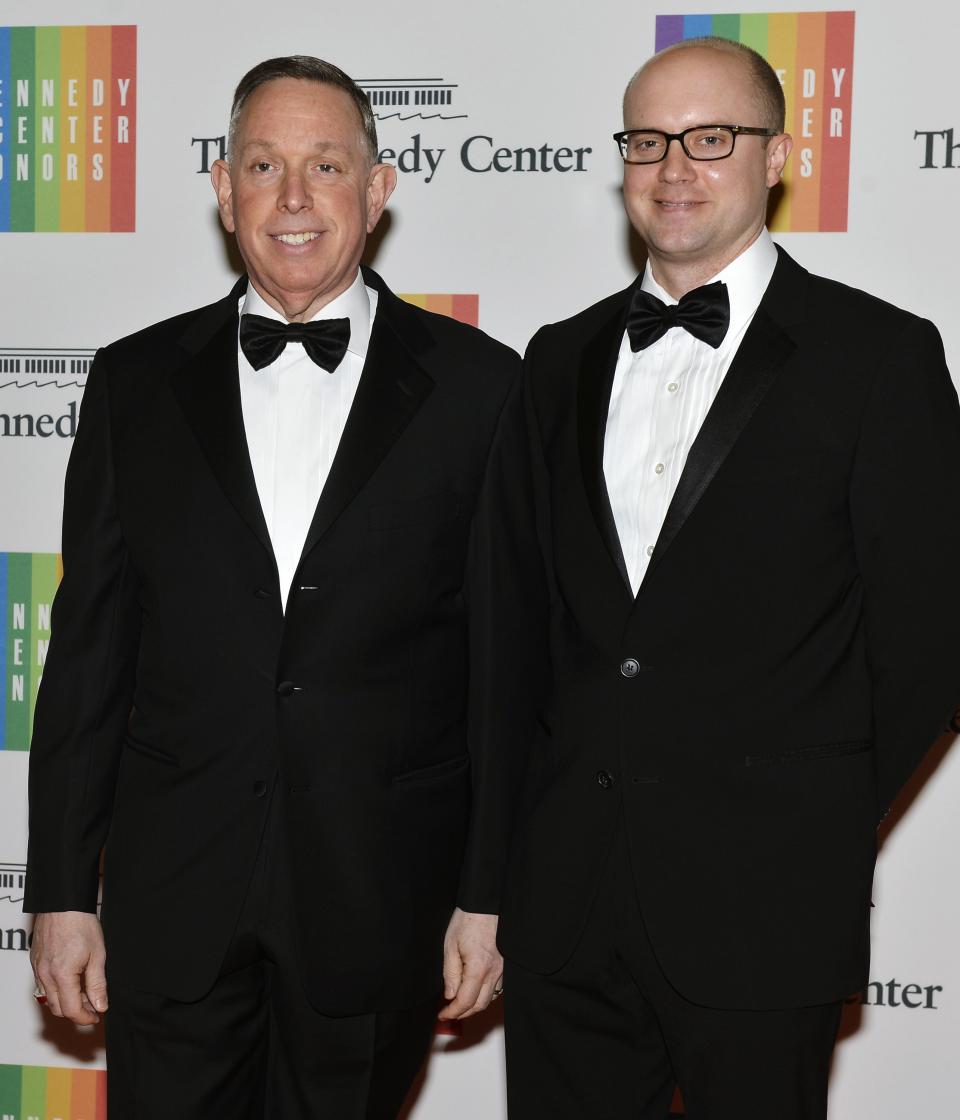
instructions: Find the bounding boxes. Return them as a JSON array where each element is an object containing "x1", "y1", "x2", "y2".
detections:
[
  {"x1": 497, "y1": 247, "x2": 960, "y2": 1010},
  {"x1": 25, "y1": 267, "x2": 545, "y2": 1015}
]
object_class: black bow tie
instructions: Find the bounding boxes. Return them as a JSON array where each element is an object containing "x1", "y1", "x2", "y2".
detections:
[
  {"x1": 239, "y1": 313, "x2": 351, "y2": 372},
  {"x1": 626, "y1": 281, "x2": 730, "y2": 351}
]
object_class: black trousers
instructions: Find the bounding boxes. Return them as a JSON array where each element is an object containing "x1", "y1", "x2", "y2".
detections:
[
  {"x1": 105, "y1": 782, "x2": 437, "y2": 1119},
  {"x1": 504, "y1": 821, "x2": 842, "y2": 1120}
]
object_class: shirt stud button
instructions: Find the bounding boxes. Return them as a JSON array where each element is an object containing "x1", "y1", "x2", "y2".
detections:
[{"x1": 654, "y1": 463, "x2": 665, "y2": 475}]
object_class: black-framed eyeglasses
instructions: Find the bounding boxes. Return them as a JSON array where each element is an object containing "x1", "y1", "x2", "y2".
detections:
[{"x1": 613, "y1": 125, "x2": 779, "y2": 164}]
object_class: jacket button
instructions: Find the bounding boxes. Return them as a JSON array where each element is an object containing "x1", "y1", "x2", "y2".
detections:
[
  {"x1": 596, "y1": 770, "x2": 614, "y2": 790},
  {"x1": 620, "y1": 658, "x2": 640, "y2": 678},
  {"x1": 276, "y1": 681, "x2": 296, "y2": 697},
  {"x1": 252, "y1": 780, "x2": 268, "y2": 798}
]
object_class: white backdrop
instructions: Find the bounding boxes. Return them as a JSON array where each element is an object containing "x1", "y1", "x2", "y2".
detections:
[{"x1": 1, "y1": 1, "x2": 958, "y2": 1116}]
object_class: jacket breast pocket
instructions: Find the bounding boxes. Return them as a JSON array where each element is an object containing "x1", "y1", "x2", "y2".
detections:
[
  {"x1": 367, "y1": 490, "x2": 465, "y2": 567},
  {"x1": 124, "y1": 735, "x2": 180, "y2": 767},
  {"x1": 368, "y1": 491, "x2": 460, "y2": 532},
  {"x1": 390, "y1": 754, "x2": 470, "y2": 785},
  {"x1": 744, "y1": 739, "x2": 872, "y2": 767}
]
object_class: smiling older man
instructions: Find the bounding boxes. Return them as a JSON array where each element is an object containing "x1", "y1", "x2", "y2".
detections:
[{"x1": 25, "y1": 55, "x2": 544, "y2": 1119}]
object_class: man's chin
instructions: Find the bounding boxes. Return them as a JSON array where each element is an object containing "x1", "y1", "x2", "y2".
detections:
[
  {"x1": 248, "y1": 273, "x2": 348, "y2": 321},
  {"x1": 646, "y1": 234, "x2": 714, "y2": 265}
]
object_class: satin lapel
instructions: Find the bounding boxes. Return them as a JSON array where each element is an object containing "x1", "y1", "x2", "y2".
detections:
[
  {"x1": 644, "y1": 304, "x2": 795, "y2": 585},
  {"x1": 298, "y1": 296, "x2": 434, "y2": 560},
  {"x1": 577, "y1": 292, "x2": 634, "y2": 596},
  {"x1": 170, "y1": 285, "x2": 274, "y2": 559}
]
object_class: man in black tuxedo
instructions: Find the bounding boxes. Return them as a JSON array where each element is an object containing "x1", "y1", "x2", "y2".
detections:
[
  {"x1": 26, "y1": 56, "x2": 542, "y2": 1118},
  {"x1": 499, "y1": 37, "x2": 960, "y2": 1119}
]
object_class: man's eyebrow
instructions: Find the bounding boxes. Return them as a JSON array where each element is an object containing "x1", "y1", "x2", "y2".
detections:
[{"x1": 240, "y1": 138, "x2": 353, "y2": 155}]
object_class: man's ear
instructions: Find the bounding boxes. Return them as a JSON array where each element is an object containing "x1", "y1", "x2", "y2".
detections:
[
  {"x1": 365, "y1": 163, "x2": 398, "y2": 234},
  {"x1": 211, "y1": 160, "x2": 236, "y2": 233},
  {"x1": 766, "y1": 133, "x2": 793, "y2": 187}
]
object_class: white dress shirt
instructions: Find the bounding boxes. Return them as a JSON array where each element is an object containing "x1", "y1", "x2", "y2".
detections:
[
  {"x1": 603, "y1": 231, "x2": 778, "y2": 595},
  {"x1": 237, "y1": 271, "x2": 377, "y2": 609}
]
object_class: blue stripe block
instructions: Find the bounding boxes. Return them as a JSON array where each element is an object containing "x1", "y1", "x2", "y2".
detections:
[{"x1": 683, "y1": 14, "x2": 715, "y2": 40}]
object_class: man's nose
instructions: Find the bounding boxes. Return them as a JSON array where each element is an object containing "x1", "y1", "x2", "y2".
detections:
[
  {"x1": 658, "y1": 137, "x2": 695, "y2": 181},
  {"x1": 279, "y1": 169, "x2": 312, "y2": 211}
]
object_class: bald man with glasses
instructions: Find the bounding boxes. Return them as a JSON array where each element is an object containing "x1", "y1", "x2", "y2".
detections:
[{"x1": 498, "y1": 36, "x2": 960, "y2": 1120}]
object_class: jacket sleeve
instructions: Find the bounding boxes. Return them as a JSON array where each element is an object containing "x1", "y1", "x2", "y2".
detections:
[
  {"x1": 456, "y1": 360, "x2": 550, "y2": 914},
  {"x1": 24, "y1": 350, "x2": 142, "y2": 914},
  {"x1": 849, "y1": 316, "x2": 960, "y2": 817}
]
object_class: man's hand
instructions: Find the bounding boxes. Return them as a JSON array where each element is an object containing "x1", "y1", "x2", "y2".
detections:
[
  {"x1": 438, "y1": 907, "x2": 503, "y2": 1020},
  {"x1": 31, "y1": 911, "x2": 107, "y2": 1025}
]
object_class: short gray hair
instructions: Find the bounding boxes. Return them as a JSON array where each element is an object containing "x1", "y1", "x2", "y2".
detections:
[{"x1": 227, "y1": 55, "x2": 379, "y2": 163}]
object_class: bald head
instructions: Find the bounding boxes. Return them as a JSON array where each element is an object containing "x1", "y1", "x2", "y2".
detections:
[
  {"x1": 618, "y1": 39, "x2": 793, "y2": 297},
  {"x1": 625, "y1": 37, "x2": 785, "y2": 133}
]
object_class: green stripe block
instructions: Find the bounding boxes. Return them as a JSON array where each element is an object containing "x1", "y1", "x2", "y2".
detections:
[
  {"x1": 20, "y1": 1065, "x2": 46, "y2": 1117},
  {"x1": 0, "y1": 1064, "x2": 23, "y2": 1114},
  {"x1": 740, "y1": 13, "x2": 768, "y2": 54},
  {"x1": 34, "y1": 26, "x2": 60, "y2": 231},
  {"x1": 6, "y1": 554, "x2": 31, "y2": 751},
  {"x1": 9, "y1": 27, "x2": 36, "y2": 231},
  {"x1": 712, "y1": 14, "x2": 741, "y2": 42},
  {"x1": 30, "y1": 553, "x2": 57, "y2": 727}
]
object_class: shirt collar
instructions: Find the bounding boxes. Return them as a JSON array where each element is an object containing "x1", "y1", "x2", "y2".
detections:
[
  {"x1": 240, "y1": 270, "x2": 373, "y2": 359},
  {"x1": 640, "y1": 229, "x2": 778, "y2": 342}
]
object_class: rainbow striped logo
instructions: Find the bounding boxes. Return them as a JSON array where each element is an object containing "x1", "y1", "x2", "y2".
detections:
[
  {"x1": 0, "y1": 26, "x2": 137, "y2": 232},
  {"x1": 399, "y1": 293, "x2": 479, "y2": 327},
  {"x1": 654, "y1": 13, "x2": 855, "y2": 231},
  {"x1": 1, "y1": 553, "x2": 61, "y2": 751},
  {"x1": 0, "y1": 1065, "x2": 106, "y2": 1119}
]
